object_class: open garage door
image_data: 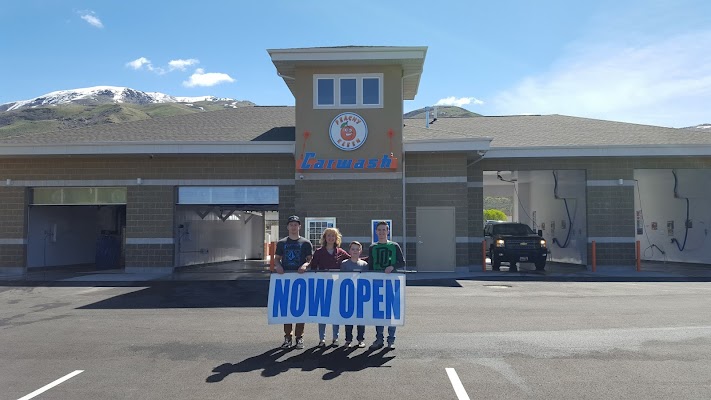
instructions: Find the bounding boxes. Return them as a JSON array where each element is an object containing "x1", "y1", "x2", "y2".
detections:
[
  {"x1": 175, "y1": 186, "x2": 278, "y2": 268},
  {"x1": 27, "y1": 187, "x2": 126, "y2": 270},
  {"x1": 484, "y1": 170, "x2": 588, "y2": 266},
  {"x1": 634, "y1": 169, "x2": 711, "y2": 264}
]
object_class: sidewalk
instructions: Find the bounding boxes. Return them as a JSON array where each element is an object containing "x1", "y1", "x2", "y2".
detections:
[
  {"x1": 1, "y1": 261, "x2": 710, "y2": 284},
  {"x1": 405, "y1": 262, "x2": 711, "y2": 282}
]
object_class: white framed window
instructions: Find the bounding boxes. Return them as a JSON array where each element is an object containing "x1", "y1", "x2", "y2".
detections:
[
  {"x1": 305, "y1": 217, "x2": 337, "y2": 247},
  {"x1": 32, "y1": 187, "x2": 127, "y2": 205},
  {"x1": 313, "y1": 73, "x2": 383, "y2": 109},
  {"x1": 316, "y1": 78, "x2": 335, "y2": 106}
]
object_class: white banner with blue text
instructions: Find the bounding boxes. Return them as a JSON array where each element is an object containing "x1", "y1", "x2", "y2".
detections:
[{"x1": 267, "y1": 272, "x2": 405, "y2": 326}]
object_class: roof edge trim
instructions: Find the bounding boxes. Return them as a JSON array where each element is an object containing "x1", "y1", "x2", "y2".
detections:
[
  {"x1": 267, "y1": 46, "x2": 428, "y2": 61},
  {"x1": 404, "y1": 139, "x2": 490, "y2": 152},
  {"x1": 486, "y1": 145, "x2": 711, "y2": 158}
]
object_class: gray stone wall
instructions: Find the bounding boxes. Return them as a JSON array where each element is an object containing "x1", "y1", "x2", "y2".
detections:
[
  {"x1": 0, "y1": 187, "x2": 27, "y2": 270},
  {"x1": 405, "y1": 153, "x2": 470, "y2": 267}
]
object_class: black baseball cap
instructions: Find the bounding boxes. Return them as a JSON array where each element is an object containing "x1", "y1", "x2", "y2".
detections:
[{"x1": 287, "y1": 215, "x2": 301, "y2": 224}]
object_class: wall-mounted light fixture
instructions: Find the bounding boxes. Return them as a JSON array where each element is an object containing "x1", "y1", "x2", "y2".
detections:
[
  {"x1": 618, "y1": 179, "x2": 624, "y2": 185},
  {"x1": 5, "y1": 179, "x2": 10, "y2": 186},
  {"x1": 137, "y1": 178, "x2": 142, "y2": 185}
]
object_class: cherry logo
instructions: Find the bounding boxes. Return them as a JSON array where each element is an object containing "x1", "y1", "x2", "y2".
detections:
[{"x1": 340, "y1": 123, "x2": 356, "y2": 141}]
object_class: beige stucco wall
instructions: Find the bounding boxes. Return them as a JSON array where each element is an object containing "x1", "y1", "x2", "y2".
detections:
[{"x1": 293, "y1": 65, "x2": 404, "y2": 172}]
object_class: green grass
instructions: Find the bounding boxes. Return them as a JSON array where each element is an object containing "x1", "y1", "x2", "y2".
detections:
[
  {"x1": 0, "y1": 100, "x2": 255, "y2": 136},
  {"x1": 140, "y1": 103, "x2": 199, "y2": 118},
  {"x1": 0, "y1": 120, "x2": 61, "y2": 137}
]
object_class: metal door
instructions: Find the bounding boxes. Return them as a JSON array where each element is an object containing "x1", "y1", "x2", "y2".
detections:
[{"x1": 416, "y1": 207, "x2": 456, "y2": 272}]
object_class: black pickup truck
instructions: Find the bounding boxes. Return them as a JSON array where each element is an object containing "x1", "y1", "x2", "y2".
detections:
[{"x1": 484, "y1": 222, "x2": 548, "y2": 271}]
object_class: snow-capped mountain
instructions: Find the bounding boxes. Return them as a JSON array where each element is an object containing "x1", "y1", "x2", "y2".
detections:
[
  {"x1": 684, "y1": 123, "x2": 711, "y2": 130},
  {"x1": 0, "y1": 86, "x2": 243, "y2": 112}
]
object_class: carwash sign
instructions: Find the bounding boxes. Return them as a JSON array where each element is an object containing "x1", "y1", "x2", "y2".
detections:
[
  {"x1": 267, "y1": 272, "x2": 405, "y2": 326},
  {"x1": 295, "y1": 111, "x2": 399, "y2": 171},
  {"x1": 298, "y1": 152, "x2": 397, "y2": 170}
]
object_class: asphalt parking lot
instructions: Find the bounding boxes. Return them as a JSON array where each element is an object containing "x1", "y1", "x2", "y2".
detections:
[{"x1": 2, "y1": 280, "x2": 711, "y2": 399}]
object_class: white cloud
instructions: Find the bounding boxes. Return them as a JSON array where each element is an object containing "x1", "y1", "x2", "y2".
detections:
[
  {"x1": 435, "y1": 96, "x2": 484, "y2": 107},
  {"x1": 126, "y1": 57, "x2": 152, "y2": 70},
  {"x1": 169, "y1": 59, "x2": 200, "y2": 71},
  {"x1": 183, "y1": 68, "x2": 235, "y2": 87},
  {"x1": 493, "y1": 30, "x2": 711, "y2": 127},
  {"x1": 79, "y1": 11, "x2": 104, "y2": 28},
  {"x1": 127, "y1": 57, "x2": 203, "y2": 75}
]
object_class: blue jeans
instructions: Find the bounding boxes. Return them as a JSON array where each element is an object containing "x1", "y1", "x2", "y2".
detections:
[
  {"x1": 375, "y1": 326, "x2": 396, "y2": 344},
  {"x1": 318, "y1": 324, "x2": 339, "y2": 340},
  {"x1": 345, "y1": 325, "x2": 365, "y2": 342}
]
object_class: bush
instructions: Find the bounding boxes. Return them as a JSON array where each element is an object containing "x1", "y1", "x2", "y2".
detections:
[
  {"x1": 484, "y1": 196, "x2": 512, "y2": 215},
  {"x1": 484, "y1": 209, "x2": 507, "y2": 221}
]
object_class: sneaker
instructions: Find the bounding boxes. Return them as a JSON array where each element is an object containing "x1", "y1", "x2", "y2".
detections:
[
  {"x1": 345, "y1": 341, "x2": 353, "y2": 348},
  {"x1": 331, "y1": 339, "x2": 339, "y2": 347},
  {"x1": 357, "y1": 341, "x2": 366, "y2": 348},
  {"x1": 281, "y1": 337, "x2": 292, "y2": 348},
  {"x1": 369, "y1": 339, "x2": 384, "y2": 350},
  {"x1": 387, "y1": 342, "x2": 395, "y2": 350},
  {"x1": 295, "y1": 337, "x2": 305, "y2": 349},
  {"x1": 318, "y1": 339, "x2": 326, "y2": 347}
]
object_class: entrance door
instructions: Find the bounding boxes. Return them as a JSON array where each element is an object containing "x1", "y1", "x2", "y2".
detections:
[{"x1": 416, "y1": 207, "x2": 456, "y2": 272}]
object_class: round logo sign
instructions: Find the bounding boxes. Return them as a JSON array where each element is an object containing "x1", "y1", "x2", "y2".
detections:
[{"x1": 329, "y1": 112, "x2": 367, "y2": 151}]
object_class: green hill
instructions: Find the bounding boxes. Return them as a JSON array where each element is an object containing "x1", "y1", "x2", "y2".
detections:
[
  {"x1": 1, "y1": 103, "x2": 481, "y2": 138},
  {"x1": 0, "y1": 101, "x2": 253, "y2": 138}
]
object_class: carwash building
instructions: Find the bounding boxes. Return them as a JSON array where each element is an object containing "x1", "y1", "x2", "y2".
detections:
[{"x1": 1, "y1": 46, "x2": 711, "y2": 277}]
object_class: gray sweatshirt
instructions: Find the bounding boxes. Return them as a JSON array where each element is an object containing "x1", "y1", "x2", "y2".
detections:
[{"x1": 341, "y1": 259, "x2": 368, "y2": 272}]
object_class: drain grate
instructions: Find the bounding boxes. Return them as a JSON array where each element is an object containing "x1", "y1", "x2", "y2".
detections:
[{"x1": 483, "y1": 284, "x2": 512, "y2": 288}]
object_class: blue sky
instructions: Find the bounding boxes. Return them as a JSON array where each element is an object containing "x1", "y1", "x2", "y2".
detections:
[{"x1": 1, "y1": 0, "x2": 709, "y2": 127}]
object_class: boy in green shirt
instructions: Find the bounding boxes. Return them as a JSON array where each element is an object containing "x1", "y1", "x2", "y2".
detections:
[{"x1": 367, "y1": 221, "x2": 404, "y2": 350}]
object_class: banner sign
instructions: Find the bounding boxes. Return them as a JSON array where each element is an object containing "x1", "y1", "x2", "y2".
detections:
[{"x1": 267, "y1": 272, "x2": 405, "y2": 326}]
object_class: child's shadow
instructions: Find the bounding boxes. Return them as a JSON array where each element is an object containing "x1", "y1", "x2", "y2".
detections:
[
  {"x1": 264, "y1": 346, "x2": 395, "y2": 380},
  {"x1": 206, "y1": 347, "x2": 294, "y2": 383},
  {"x1": 206, "y1": 346, "x2": 395, "y2": 382}
]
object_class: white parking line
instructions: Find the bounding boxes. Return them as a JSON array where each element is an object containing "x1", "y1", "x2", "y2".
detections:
[
  {"x1": 445, "y1": 368, "x2": 471, "y2": 400},
  {"x1": 17, "y1": 370, "x2": 84, "y2": 400}
]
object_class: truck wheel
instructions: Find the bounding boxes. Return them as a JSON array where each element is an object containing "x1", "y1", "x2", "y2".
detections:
[
  {"x1": 535, "y1": 260, "x2": 546, "y2": 271},
  {"x1": 509, "y1": 263, "x2": 518, "y2": 272},
  {"x1": 491, "y1": 250, "x2": 501, "y2": 271}
]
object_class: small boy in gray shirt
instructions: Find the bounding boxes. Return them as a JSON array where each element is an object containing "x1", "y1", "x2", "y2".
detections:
[{"x1": 341, "y1": 241, "x2": 368, "y2": 348}]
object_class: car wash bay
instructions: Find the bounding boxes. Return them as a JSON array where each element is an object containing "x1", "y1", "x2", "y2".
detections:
[
  {"x1": 634, "y1": 169, "x2": 711, "y2": 264},
  {"x1": 27, "y1": 187, "x2": 127, "y2": 270},
  {"x1": 174, "y1": 186, "x2": 277, "y2": 268},
  {"x1": 484, "y1": 170, "x2": 588, "y2": 266}
]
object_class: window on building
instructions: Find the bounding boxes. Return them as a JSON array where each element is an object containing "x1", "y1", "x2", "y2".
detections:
[
  {"x1": 340, "y1": 78, "x2": 357, "y2": 105},
  {"x1": 317, "y1": 78, "x2": 335, "y2": 106},
  {"x1": 362, "y1": 77, "x2": 380, "y2": 105},
  {"x1": 305, "y1": 217, "x2": 337, "y2": 247},
  {"x1": 313, "y1": 74, "x2": 383, "y2": 109},
  {"x1": 32, "y1": 187, "x2": 127, "y2": 205}
]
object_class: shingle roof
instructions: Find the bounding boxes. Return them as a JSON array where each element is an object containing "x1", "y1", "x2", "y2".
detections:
[
  {"x1": 1, "y1": 107, "x2": 708, "y2": 151},
  {"x1": 404, "y1": 115, "x2": 711, "y2": 148}
]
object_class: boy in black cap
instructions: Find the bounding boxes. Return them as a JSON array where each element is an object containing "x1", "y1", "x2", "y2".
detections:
[{"x1": 274, "y1": 215, "x2": 313, "y2": 349}]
